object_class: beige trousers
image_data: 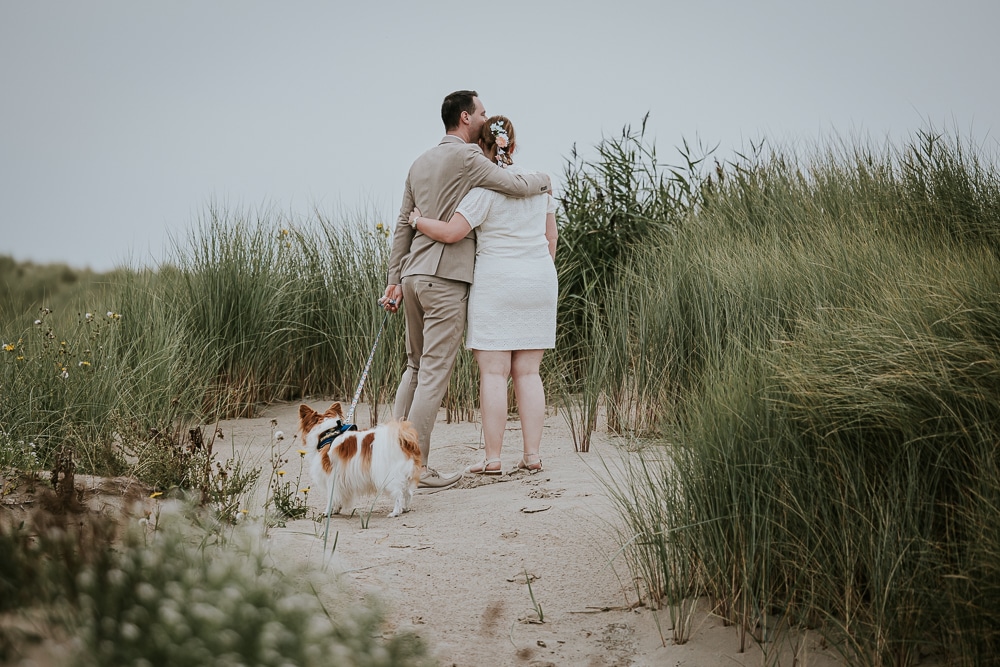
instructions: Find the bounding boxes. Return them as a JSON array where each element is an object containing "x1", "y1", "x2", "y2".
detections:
[{"x1": 392, "y1": 275, "x2": 469, "y2": 467}]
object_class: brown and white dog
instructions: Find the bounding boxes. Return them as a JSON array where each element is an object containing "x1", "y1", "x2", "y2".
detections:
[{"x1": 298, "y1": 402, "x2": 421, "y2": 518}]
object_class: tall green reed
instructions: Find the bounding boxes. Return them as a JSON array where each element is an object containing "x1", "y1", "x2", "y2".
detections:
[
  {"x1": 158, "y1": 202, "x2": 408, "y2": 418},
  {"x1": 0, "y1": 205, "x2": 410, "y2": 478},
  {"x1": 596, "y1": 128, "x2": 1000, "y2": 664},
  {"x1": 551, "y1": 117, "x2": 712, "y2": 449}
]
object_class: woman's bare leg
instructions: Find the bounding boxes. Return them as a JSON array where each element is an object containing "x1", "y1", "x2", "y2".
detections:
[
  {"x1": 472, "y1": 349, "x2": 512, "y2": 471},
  {"x1": 511, "y1": 349, "x2": 545, "y2": 466}
]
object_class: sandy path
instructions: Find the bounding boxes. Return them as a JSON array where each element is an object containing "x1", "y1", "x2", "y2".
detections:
[{"x1": 218, "y1": 401, "x2": 843, "y2": 667}]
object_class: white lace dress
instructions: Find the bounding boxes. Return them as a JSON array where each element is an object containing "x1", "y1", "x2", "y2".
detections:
[{"x1": 455, "y1": 165, "x2": 558, "y2": 350}]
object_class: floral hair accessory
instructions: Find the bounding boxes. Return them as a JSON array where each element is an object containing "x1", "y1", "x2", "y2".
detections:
[{"x1": 490, "y1": 120, "x2": 510, "y2": 165}]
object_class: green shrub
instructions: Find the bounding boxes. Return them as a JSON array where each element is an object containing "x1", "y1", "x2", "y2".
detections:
[{"x1": 72, "y1": 514, "x2": 431, "y2": 667}]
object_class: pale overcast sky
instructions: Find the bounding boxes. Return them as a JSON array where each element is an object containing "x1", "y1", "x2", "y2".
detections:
[{"x1": 2, "y1": 1, "x2": 998, "y2": 271}]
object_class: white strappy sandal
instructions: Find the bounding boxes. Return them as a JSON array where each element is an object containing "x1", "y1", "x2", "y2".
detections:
[
  {"x1": 466, "y1": 457, "x2": 503, "y2": 475},
  {"x1": 514, "y1": 453, "x2": 543, "y2": 473}
]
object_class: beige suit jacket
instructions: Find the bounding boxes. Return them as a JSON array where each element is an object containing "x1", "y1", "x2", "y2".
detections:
[{"x1": 387, "y1": 135, "x2": 550, "y2": 285}]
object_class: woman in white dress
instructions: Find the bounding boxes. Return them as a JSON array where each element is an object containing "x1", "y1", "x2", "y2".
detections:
[{"x1": 408, "y1": 115, "x2": 558, "y2": 474}]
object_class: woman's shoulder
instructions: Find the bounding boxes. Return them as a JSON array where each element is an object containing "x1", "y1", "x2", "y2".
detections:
[{"x1": 460, "y1": 184, "x2": 498, "y2": 207}]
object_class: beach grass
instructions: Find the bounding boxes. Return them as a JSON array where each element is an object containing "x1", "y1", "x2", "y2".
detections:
[{"x1": 588, "y1": 128, "x2": 1000, "y2": 665}]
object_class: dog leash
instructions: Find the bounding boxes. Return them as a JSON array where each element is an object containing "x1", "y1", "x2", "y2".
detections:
[
  {"x1": 316, "y1": 302, "x2": 394, "y2": 450},
  {"x1": 345, "y1": 305, "x2": 392, "y2": 424}
]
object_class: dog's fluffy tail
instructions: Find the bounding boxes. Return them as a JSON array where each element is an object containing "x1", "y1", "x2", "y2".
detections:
[{"x1": 385, "y1": 419, "x2": 422, "y2": 484}]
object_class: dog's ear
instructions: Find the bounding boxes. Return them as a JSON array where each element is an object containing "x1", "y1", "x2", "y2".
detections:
[
  {"x1": 323, "y1": 402, "x2": 344, "y2": 419},
  {"x1": 299, "y1": 404, "x2": 323, "y2": 433}
]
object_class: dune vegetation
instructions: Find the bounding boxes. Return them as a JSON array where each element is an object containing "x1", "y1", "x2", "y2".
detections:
[{"x1": 2, "y1": 124, "x2": 999, "y2": 665}]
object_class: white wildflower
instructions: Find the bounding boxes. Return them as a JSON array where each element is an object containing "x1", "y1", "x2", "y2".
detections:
[
  {"x1": 107, "y1": 568, "x2": 126, "y2": 587},
  {"x1": 120, "y1": 622, "x2": 140, "y2": 641},
  {"x1": 136, "y1": 582, "x2": 157, "y2": 602}
]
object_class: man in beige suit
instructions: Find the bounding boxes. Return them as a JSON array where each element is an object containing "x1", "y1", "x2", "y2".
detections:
[{"x1": 381, "y1": 90, "x2": 551, "y2": 488}]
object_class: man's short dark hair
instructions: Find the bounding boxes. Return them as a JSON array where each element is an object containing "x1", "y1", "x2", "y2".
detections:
[{"x1": 441, "y1": 90, "x2": 479, "y2": 131}]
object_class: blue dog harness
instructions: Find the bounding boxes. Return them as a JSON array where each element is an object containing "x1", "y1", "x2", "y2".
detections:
[{"x1": 316, "y1": 420, "x2": 358, "y2": 450}]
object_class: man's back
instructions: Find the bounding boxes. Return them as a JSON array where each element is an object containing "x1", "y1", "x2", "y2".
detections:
[{"x1": 399, "y1": 138, "x2": 480, "y2": 283}]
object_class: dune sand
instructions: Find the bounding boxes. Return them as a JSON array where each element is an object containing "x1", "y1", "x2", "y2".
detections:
[
  {"x1": 222, "y1": 400, "x2": 844, "y2": 667},
  {"x1": 1, "y1": 399, "x2": 844, "y2": 665}
]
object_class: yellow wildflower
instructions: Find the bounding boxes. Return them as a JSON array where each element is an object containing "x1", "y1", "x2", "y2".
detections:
[
  {"x1": 277, "y1": 470, "x2": 286, "y2": 477},
  {"x1": 149, "y1": 491, "x2": 163, "y2": 499},
  {"x1": 2, "y1": 343, "x2": 14, "y2": 352}
]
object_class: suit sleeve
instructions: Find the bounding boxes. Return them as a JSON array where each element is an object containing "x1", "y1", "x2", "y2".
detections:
[
  {"x1": 386, "y1": 176, "x2": 416, "y2": 285},
  {"x1": 466, "y1": 150, "x2": 550, "y2": 199}
]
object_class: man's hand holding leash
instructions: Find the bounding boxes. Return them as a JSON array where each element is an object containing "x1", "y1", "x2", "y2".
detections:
[{"x1": 380, "y1": 285, "x2": 402, "y2": 313}]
